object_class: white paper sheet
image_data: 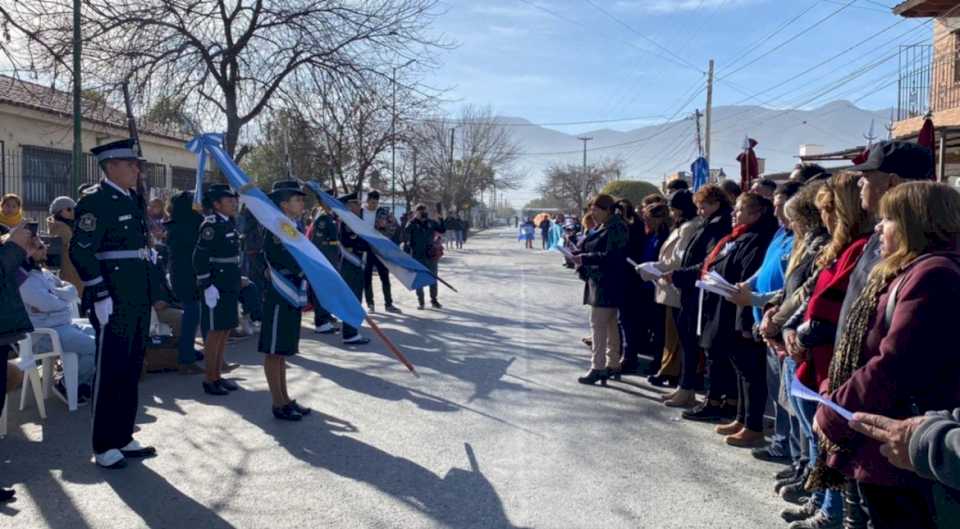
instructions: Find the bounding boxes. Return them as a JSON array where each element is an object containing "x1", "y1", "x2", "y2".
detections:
[{"x1": 790, "y1": 376, "x2": 854, "y2": 421}]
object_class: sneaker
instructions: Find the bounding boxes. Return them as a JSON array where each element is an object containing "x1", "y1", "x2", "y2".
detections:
[
  {"x1": 787, "y1": 512, "x2": 841, "y2": 529},
  {"x1": 775, "y1": 474, "x2": 803, "y2": 494},
  {"x1": 315, "y1": 322, "x2": 337, "y2": 334},
  {"x1": 781, "y1": 498, "x2": 819, "y2": 523},
  {"x1": 775, "y1": 465, "x2": 801, "y2": 481},
  {"x1": 752, "y1": 447, "x2": 792, "y2": 464},
  {"x1": 343, "y1": 335, "x2": 370, "y2": 345},
  {"x1": 780, "y1": 481, "x2": 810, "y2": 505},
  {"x1": 120, "y1": 439, "x2": 157, "y2": 458},
  {"x1": 94, "y1": 449, "x2": 126, "y2": 469},
  {"x1": 681, "y1": 401, "x2": 726, "y2": 422}
]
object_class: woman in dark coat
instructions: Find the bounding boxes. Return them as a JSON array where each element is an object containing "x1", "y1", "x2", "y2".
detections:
[
  {"x1": 698, "y1": 193, "x2": 778, "y2": 445},
  {"x1": 571, "y1": 194, "x2": 629, "y2": 385},
  {"x1": 814, "y1": 182, "x2": 960, "y2": 529},
  {"x1": 164, "y1": 191, "x2": 204, "y2": 373},
  {"x1": 615, "y1": 198, "x2": 647, "y2": 374},
  {"x1": 664, "y1": 184, "x2": 733, "y2": 408}
]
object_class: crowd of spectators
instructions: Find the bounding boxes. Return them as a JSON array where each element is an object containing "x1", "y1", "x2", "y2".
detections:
[{"x1": 566, "y1": 141, "x2": 960, "y2": 529}]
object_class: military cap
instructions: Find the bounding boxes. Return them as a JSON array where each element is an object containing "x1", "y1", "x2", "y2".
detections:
[
  {"x1": 205, "y1": 183, "x2": 238, "y2": 204},
  {"x1": 268, "y1": 180, "x2": 306, "y2": 205},
  {"x1": 338, "y1": 192, "x2": 359, "y2": 203},
  {"x1": 90, "y1": 138, "x2": 145, "y2": 163}
]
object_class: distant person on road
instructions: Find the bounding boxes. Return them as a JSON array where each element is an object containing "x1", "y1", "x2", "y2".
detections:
[
  {"x1": 519, "y1": 218, "x2": 535, "y2": 249},
  {"x1": 404, "y1": 203, "x2": 445, "y2": 310},
  {"x1": 540, "y1": 217, "x2": 551, "y2": 249}
]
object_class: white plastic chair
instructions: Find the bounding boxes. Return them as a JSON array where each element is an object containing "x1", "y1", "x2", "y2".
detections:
[{"x1": 18, "y1": 329, "x2": 80, "y2": 413}]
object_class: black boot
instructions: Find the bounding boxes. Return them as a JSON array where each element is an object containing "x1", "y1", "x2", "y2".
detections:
[
  {"x1": 577, "y1": 369, "x2": 609, "y2": 386},
  {"x1": 843, "y1": 479, "x2": 870, "y2": 529}
]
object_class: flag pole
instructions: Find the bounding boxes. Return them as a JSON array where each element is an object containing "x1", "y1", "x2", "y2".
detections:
[{"x1": 365, "y1": 316, "x2": 419, "y2": 377}]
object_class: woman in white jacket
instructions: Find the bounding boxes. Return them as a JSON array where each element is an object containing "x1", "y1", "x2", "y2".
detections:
[
  {"x1": 636, "y1": 190, "x2": 701, "y2": 395},
  {"x1": 18, "y1": 245, "x2": 95, "y2": 404}
]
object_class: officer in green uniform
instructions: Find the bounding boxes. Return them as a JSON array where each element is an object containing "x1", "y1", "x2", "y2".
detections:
[
  {"x1": 309, "y1": 190, "x2": 339, "y2": 334},
  {"x1": 337, "y1": 192, "x2": 370, "y2": 345},
  {"x1": 259, "y1": 180, "x2": 312, "y2": 421},
  {"x1": 193, "y1": 184, "x2": 241, "y2": 396},
  {"x1": 69, "y1": 138, "x2": 157, "y2": 469}
]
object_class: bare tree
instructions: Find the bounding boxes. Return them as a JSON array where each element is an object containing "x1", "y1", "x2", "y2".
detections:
[
  {"x1": 537, "y1": 159, "x2": 624, "y2": 213},
  {"x1": 1, "y1": 0, "x2": 445, "y2": 158}
]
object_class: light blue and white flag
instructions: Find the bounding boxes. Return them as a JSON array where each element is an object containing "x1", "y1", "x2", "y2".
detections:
[
  {"x1": 186, "y1": 134, "x2": 365, "y2": 328},
  {"x1": 303, "y1": 180, "x2": 436, "y2": 291}
]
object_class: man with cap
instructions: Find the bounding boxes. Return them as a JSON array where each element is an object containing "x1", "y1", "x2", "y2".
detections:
[
  {"x1": 309, "y1": 189, "x2": 340, "y2": 334},
  {"x1": 69, "y1": 138, "x2": 156, "y2": 468},
  {"x1": 259, "y1": 180, "x2": 312, "y2": 420},
  {"x1": 338, "y1": 192, "x2": 371, "y2": 345},
  {"x1": 361, "y1": 190, "x2": 400, "y2": 314},
  {"x1": 193, "y1": 183, "x2": 242, "y2": 396}
]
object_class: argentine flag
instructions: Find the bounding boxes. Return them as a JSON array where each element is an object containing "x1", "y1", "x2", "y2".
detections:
[
  {"x1": 304, "y1": 181, "x2": 436, "y2": 291},
  {"x1": 186, "y1": 134, "x2": 365, "y2": 328}
]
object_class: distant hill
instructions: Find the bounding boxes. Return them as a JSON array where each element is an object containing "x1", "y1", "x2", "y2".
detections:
[{"x1": 499, "y1": 101, "x2": 891, "y2": 205}]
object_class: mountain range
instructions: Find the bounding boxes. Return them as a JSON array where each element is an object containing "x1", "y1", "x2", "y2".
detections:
[{"x1": 500, "y1": 101, "x2": 891, "y2": 206}]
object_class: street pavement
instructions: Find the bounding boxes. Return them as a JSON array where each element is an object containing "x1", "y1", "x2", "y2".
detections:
[{"x1": 1, "y1": 226, "x2": 789, "y2": 529}]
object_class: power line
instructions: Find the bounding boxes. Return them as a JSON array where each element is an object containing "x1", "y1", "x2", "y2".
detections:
[
  {"x1": 413, "y1": 114, "x2": 670, "y2": 127},
  {"x1": 722, "y1": 1, "x2": 823, "y2": 72}
]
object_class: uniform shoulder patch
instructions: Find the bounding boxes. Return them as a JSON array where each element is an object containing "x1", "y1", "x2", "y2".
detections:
[
  {"x1": 204, "y1": 215, "x2": 217, "y2": 222},
  {"x1": 201, "y1": 225, "x2": 216, "y2": 241},
  {"x1": 78, "y1": 213, "x2": 97, "y2": 232},
  {"x1": 82, "y1": 185, "x2": 100, "y2": 196}
]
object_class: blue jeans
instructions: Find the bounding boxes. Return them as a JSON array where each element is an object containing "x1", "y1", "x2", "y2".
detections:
[
  {"x1": 766, "y1": 348, "x2": 792, "y2": 458},
  {"x1": 793, "y1": 393, "x2": 842, "y2": 519},
  {"x1": 35, "y1": 323, "x2": 96, "y2": 387},
  {"x1": 783, "y1": 357, "x2": 807, "y2": 468},
  {"x1": 178, "y1": 301, "x2": 201, "y2": 364}
]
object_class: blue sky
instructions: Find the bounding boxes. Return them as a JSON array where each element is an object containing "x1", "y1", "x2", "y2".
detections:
[{"x1": 425, "y1": 0, "x2": 926, "y2": 135}]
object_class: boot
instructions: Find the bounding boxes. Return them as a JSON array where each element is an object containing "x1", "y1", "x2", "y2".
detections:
[
  {"x1": 577, "y1": 369, "x2": 609, "y2": 386},
  {"x1": 664, "y1": 389, "x2": 697, "y2": 408},
  {"x1": 843, "y1": 479, "x2": 870, "y2": 529},
  {"x1": 715, "y1": 421, "x2": 743, "y2": 436}
]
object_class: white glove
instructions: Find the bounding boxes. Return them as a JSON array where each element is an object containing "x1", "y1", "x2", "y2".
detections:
[
  {"x1": 94, "y1": 297, "x2": 114, "y2": 326},
  {"x1": 204, "y1": 285, "x2": 220, "y2": 308}
]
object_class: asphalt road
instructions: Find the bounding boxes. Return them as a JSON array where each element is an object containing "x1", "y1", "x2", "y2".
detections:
[{"x1": 1, "y1": 226, "x2": 788, "y2": 529}]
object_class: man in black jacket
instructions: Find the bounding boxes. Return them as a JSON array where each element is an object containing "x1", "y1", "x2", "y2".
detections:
[
  {"x1": 404, "y1": 203, "x2": 445, "y2": 310},
  {"x1": 338, "y1": 193, "x2": 371, "y2": 345}
]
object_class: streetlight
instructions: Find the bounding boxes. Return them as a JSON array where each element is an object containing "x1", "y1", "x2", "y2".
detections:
[{"x1": 391, "y1": 58, "x2": 416, "y2": 213}]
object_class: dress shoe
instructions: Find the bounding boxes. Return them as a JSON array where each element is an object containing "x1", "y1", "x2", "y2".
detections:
[
  {"x1": 781, "y1": 498, "x2": 819, "y2": 523},
  {"x1": 725, "y1": 428, "x2": 766, "y2": 447},
  {"x1": 577, "y1": 369, "x2": 608, "y2": 386},
  {"x1": 179, "y1": 363, "x2": 205, "y2": 375},
  {"x1": 217, "y1": 378, "x2": 239, "y2": 391},
  {"x1": 682, "y1": 401, "x2": 726, "y2": 421},
  {"x1": 203, "y1": 380, "x2": 229, "y2": 396},
  {"x1": 646, "y1": 374, "x2": 677, "y2": 387},
  {"x1": 385, "y1": 304, "x2": 402, "y2": 314},
  {"x1": 290, "y1": 400, "x2": 312, "y2": 416},
  {"x1": 94, "y1": 449, "x2": 127, "y2": 469},
  {"x1": 715, "y1": 421, "x2": 743, "y2": 436},
  {"x1": 752, "y1": 447, "x2": 792, "y2": 464},
  {"x1": 664, "y1": 389, "x2": 697, "y2": 408},
  {"x1": 120, "y1": 439, "x2": 157, "y2": 458},
  {"x1": 272, "y1": 403, "x2": 303, "y2": 421}
]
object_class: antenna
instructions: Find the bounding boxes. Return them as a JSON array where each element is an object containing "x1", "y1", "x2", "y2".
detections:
[{"x1": 863, "y1": 118, "x2": 877, "y2": 148}]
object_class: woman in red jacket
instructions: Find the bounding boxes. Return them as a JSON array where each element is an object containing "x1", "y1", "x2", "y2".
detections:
[{"x1": 814, "y1": 182, "x2": 960, "y2": 529}]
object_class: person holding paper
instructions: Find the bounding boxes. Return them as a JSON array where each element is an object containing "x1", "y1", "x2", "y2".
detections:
[
  {"x1": 665, "y1": 184, "x2": 732, "y2": 410},
  {"x1": 813, "y1": 182, "x2": 960, "y2": 529},
  {"x1": 614, "y1": 198, "x2": 648, "y2": 375}
]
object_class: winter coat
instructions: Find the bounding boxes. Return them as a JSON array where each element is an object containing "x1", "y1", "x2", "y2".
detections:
[
  {"x1": 770, "y1": 228, "x2": 830, "y2": 329},
  {"x1": 652, "y1": 220, "x2": 699, "y2": 308},
  {"x1": 578, "y1": 214, "x2": 629, "y2": 308},
  {"x1": 671, "y1": 208, "x2": 733, "y2": 316},
  {"x1": 164, "y1": 191, "x2": 203, "y2": 303},
  {"x1": 404, "y1": 216, "x2": 445, "y2": 261},
  {"x1": 19, "y1": 266, "x2": 78, "y2": 329},
  {"x1": 817, "y1": 253, "x2": 960, "y2": 488},
  {"x1": 0, "y1": 242, "x2": 32, "y2": 344}
]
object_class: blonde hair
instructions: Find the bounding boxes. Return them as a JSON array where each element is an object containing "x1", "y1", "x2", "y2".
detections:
[
  {"x1": 785, "y1": 181, "x2": 826, "y2": 276},
  {"x1": 871, "y1": 182, "x2": 960, "y2": 280},
  {"x1": 816, "y1": 172, "x2": 872, "y2": 268}
]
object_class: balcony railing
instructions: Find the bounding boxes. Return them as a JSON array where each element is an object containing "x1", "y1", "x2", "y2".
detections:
[{"x1": 897, "y1": 43, "x2": 960, "y2": 121}]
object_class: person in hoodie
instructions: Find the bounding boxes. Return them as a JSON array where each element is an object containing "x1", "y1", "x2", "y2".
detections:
[{"x1": 165, "y1": 190, "x2": 205, "y2": 374}]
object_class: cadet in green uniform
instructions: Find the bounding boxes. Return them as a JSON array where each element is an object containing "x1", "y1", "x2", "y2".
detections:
[
  {"x1": 69, "y1": 138, "x2": 157, "y2": 469},
  {"x1": 193, "y1": 184, "x2": 242, "y2": 396},
  {"x1": 309, "y1": 193, "x2": 340, "y2": 334},
  {"x1": 337, "y1": 193, "x2": 370, "y2": 345},
  {"x1": 259, "y1": 181, "x2": 312, "y2": 421}
]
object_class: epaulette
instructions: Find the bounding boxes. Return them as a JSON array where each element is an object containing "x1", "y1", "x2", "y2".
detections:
[
  {"x1": 203, "y1": 215, "x2": 217, "y2": 222},
  {"x1": 82, "y1": 185, "x2": 101, "y2": 196}
]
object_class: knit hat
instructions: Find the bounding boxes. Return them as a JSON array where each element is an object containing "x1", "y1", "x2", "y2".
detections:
[
  {"x1": 49, "y1": 196, "x2": 77, "y2": 216},
  {"x1": 668, "y1": 189, "x2": 696, "y2": 219}
]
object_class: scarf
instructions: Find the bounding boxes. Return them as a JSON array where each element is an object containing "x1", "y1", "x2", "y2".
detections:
[
  {"x1": 701, "y1": 222, "x2": 749, "y2": 276},
  {"x1": 0, "y1": 209, "x2": 22, "y2": 228},
  {"x1": 807, "y1": 270, "x2": 894, "y2": 491}
]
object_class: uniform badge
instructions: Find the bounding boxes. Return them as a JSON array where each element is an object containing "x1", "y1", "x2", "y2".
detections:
[
  {"x1": 78, "y1": 213, "x2": 97, "y2": 232},
  {"x1": 201, "y1": 226, "x2": 216, "y2": 241}
]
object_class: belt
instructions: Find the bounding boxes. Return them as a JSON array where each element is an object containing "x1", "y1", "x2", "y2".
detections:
[
  {"x1": 95, "y1": 248, "x2": 149, "y2": 261},
  {"x1": 210, "y1": 256, "x2": 241, "y2": 264}
]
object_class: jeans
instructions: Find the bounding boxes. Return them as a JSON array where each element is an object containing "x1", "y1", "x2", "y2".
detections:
[
  {"x1": 783, "y1": 357, "x2": 807, "y2": 468},
  {"x1": 178, "y1": 301, "x2": 201, "y2": 364},
  {"x1": 793, "y1": 395, "x2": 842, "y2": 521},
  {"x1": 35, "y1": 323, "x2": 96, "y2": 387},
  {"x1": 766, "y1": 348, "x2": 792, "y2": 457}
]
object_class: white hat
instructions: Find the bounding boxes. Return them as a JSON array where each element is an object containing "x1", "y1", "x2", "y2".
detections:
[{"x1": 49, "y1": 196, "x2": 77, "y2": 216}]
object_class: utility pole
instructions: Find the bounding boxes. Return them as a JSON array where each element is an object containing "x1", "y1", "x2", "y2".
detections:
[
  {"x1": 694, "y1": 108, "x2": 704, "y2": 157},
  {"x1": 412, "y1": 147, "x2": 418, "y2": 209},
  {"x1": 577, "y1": 136, "x2": 593, "y2": 175},
  {"x1": 705, "y1": 59, "x2": 714, "y2": 165},
  {"x1": 391, "y1": 66, "x2": 397, "y2": 213},
  {"x1": 447, "y1": 127, "x2": 455, "y2": 214},
  {"x1": 71, "y1": 0, "x2": 82, "y2": 195}
]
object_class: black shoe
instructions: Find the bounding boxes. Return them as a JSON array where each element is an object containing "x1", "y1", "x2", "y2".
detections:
[
  {"x1": 431, "y1": 300, "x2": 442, "y2": 309},
  {"x1": 780, "y1": 481, "x2": 810, "y2": 505},
  {"x1": 642, "y1": 363, "x2": 660, "y2": 376},
  {"x1": 217, "y1": 378, "x2": 239, "y2": 391},
  {"x1": 607, "y1": 367, "x2": 622, "y2": 381},
  {"x1": 417, "y1": 303, "x2": 425, "y2": 310},
  {"x1": 577, "y1": 369, "x2": 609, "y2": 386},
  {"x1": 751, "y1": 447, "x2": 791, "y2": 464},
  {"x1": 367, "y1": 305, "x2": 375, "y2": 313},
  {"x1": 290, "y1": 400, "x2": 312, "y2": 416},
  {"x1": 681, "y1": 401, "x2": 725, "y2": 422},
  {"x1": 194, "y1": 350, "x2": 205, "y2": 362},
  {"x1": 0, "y1": 488, "x2": 15, "y2": 503},
  {"x1": 775, "y1": 464, "x2": 802, "y2": 481},
  {"x1": 646, "y1": 374, "x2": 671, "y2": 387},
  {"x1": 203, "y1": 380, "x2": 229, "y2": 396},
  {"x1": 272, "y1": 404, "x2": 303, "y2": 421},
  {"x1": 619, "y1": 363, "x2": 640, "y2": 375},
  {"x1": 385, "y1": 304, "x2": 401, "y2": 314}
]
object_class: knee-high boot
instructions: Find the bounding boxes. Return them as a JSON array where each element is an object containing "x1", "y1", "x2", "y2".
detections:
[{"x1": 843, "y1": 479, "x2": 871, "y2": 529}]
